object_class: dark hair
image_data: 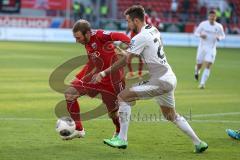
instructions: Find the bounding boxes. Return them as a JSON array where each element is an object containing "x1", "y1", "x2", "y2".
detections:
[
  {"x1": 72, "y1": 19, "x2": 91, "y2": 35},
  {"x1": 124, "y1": 5, "x2": 145, "y2": 22},
  {"x1": 209, "y1": 10, "x2": 216, "y2": 15}
]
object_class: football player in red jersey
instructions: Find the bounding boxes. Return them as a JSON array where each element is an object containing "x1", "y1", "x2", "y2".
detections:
[{"x1": 63, "y1": 19, "x2": 130, "y2": 140}]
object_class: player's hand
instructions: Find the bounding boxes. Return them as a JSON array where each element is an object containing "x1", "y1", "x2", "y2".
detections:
[
  {"x1": 114, "y1": 46, "x2": 127, "y2": 56},
  {"x1": 94, "y1": 73, "x2": 103, "y2": 83},
  {"x1": 200, "y1": 34, "x2": 207, "y2": 39},
  {"x1": 93, "y1": 71, "x2": 106, "y2": 83}
]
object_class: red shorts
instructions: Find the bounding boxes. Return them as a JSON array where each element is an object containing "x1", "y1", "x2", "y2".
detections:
[{"x1": 71, "y1": 79, "x2": 125, "y2": 113}]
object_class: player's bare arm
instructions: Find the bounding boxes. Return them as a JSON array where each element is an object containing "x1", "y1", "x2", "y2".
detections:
[{"x1": 94, "y1": 47, "x2": 137, "y2": 83}]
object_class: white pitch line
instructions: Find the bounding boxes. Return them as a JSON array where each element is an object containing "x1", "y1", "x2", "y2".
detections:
[
  {"x1": 0, "y1": 117, "x2": 240, "y2": 124},
  {"x1": 190, "y1": 112, "x2": 240, "y2": 118},
  {"x1": 0, "y1": 112, "x2": 239, "y2": 123}
]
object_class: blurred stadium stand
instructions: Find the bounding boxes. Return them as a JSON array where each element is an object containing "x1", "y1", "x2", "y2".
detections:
[{"x1": 0, "y1": 0, "x2": 239, "y2": 34}]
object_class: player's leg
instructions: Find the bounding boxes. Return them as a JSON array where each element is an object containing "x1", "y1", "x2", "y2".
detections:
[
  {"x1": 195, "y1": 46, "x2": 204, "y2": 81},
  {"x1": 101, "y1": 92, "x2": 120, "y2": 137},
  {"x1": 199, "y1": 49, "x2": 216, "y2": 88},
  {"x1": 157, "y1": 92, "x2": 208, "y2": 153},
  {"x1": 64, "y1": 86, "x2": 83, "y2": 131},
  {"x1": 63, "y1": 79, "x2": 100, "y2": 140},
  {"x1": 104, "y1": 79, "x2": 170, "y2": 148},
  {"x1": 199, "y1": 62, "x2": 212, "y2": 89},
  {"x1": 63, "y1": 86, "x2": 85, "y2": 140},
  {"x1": 108, "y1": 111, "x2": 120, "y2": 137},
  {"x1": 101, "y1": 81, "x2": 126, "y2": 139},
  {"x1": 195, "y1": 63, "x2": 202, "y2": 81},
  {"x1": 103, "y1": 88, "x2": 139, "y2": 149}
]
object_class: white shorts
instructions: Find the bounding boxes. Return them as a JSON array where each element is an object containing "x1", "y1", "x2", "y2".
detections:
[
  {"x1": 130, "y1": 73, "x2": 177, "y2": 108},
  {"x1": 196, "y1": 46, "x2": 216, "y2": 64}
]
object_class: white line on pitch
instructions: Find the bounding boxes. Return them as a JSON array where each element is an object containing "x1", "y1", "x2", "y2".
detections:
[
  {"x1": 190, "y1": 112, "x2": 240, "y2": 118},
  {"x1": 0, "y1": 117, "x2": 239, "y2": 123}
]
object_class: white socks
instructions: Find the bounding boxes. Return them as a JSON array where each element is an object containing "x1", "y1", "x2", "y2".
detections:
[
  {"x1": 118, "y1": 101, "x2": 201, "y2": 145},
  {"x1": 118, "y1": 101, "x2": 131, "y2": 141},
  {"x1": 200, "y1": 68, "x2": 210, "y2": 85},
  {"x1": 174, "y1": 115, "x2": 201, "y2": 145}
]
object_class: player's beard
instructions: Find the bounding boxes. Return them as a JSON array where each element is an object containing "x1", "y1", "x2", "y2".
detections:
[
  {"x1": 132, "y1": 24, "x2": 138, "y2": 34},
  {"x1": 82, "y1": 35, "x2": 90, "y2": 44}
]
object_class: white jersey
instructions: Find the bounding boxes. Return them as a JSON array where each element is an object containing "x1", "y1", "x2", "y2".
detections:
[
  {"x1": 127, "y1": 25, "x2": 174, "y2": 78},
  {"x1": 194, "y1": 20, "x2": 225, "y2": 48}
]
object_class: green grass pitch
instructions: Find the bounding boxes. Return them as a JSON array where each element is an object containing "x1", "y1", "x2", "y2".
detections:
[{"x1": 0, "y1": 41, "x2": 239, "y2": 160}]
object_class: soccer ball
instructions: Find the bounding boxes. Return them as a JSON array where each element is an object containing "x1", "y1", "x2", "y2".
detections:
[{"x1": 56, "y1": 117, "x2": 76, "y2": 137}]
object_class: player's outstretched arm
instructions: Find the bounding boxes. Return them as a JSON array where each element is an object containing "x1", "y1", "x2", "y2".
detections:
[
  {"x1": 101, "y1": 31, "x2": 130, "y2": 46},
  {"x1": 94, "y1": 47, "x2": 136, "y2": 83},
  {"x1": 110, "y1": 32, "x2": 131, "y2": 45},
  {"x1": 217, "y1": 25, "x2": 226, "y2": 41}
]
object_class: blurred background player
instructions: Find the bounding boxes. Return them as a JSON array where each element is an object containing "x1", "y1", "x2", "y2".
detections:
[
  {"x1": 226, "y1": 129, "x2": 240, "y2": 140},
  {"x1": 63, "y1": 19, "x2": 130, "y2": 140},
  {"x1": 194, "y1": 10, "x2": 225, "y2": 89},
  {"x1": 100, "y1": 5, "x2": 208, "y2": 153}
]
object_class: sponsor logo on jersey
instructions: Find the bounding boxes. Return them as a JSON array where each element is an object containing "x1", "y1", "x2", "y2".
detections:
[
  {"x1": 90, "y1": 51, "x2": 100, "y2": 59},
  {"x1": 103, "y1": 31, "x2": 111, "y2": 35},
  {"x1": 91, "y1": 42, "x2": 97, "y2": 50}
]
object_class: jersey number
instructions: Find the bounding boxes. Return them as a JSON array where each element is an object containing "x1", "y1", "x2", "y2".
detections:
[{"x1": 154, "y1": 38, "x2": 165, "y2": 59}]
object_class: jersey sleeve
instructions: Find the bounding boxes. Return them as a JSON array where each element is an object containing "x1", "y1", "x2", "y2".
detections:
[
  {"x1": 97, "y1": 30, "x2": 130, "y2": 44},
  {"x1": 194, "y1": 22, "x2": 203, "y2": 37},
  {"x1": 126, "y1": 35, "x2": 146, "y2": 56},
  {"x1": 217, "y1": 24, "x2": 225, "y2": 41}
]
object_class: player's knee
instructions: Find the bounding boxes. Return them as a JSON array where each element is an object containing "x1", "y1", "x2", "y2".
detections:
[
  {"x1": 163, "y1": 112, "x2": 175, "y2": 122},
  {"x1": 117, "y1": 93, "x2": 125, "y2": 102},
  {"x1": 108, "y1": 111, "x2": 118, "y2": 119},
  {"x1": 117, "y1": 90, "x2": 133, "y2": 102},
  {"x1": 64, "y1": 87, "x2": 78, "y2": 101}
]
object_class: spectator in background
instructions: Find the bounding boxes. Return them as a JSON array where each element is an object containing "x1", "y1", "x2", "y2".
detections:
[
  {"x1": 100, "y1": 0, "x2": 109, "y2": 18},
  {"x1": 232, "y1": 11, "x2": 239, "y2": 25},
  {"x1": 150, "y1": 11, "x2": 162, "y2": 30},
  {"x1": 171, "y1": 0, "x2": 178, "y2": 18},
  {"x1": 215, "y1": 7, "x2": 222, "y2": 23},
  {"x1": 199, "y1": 4, "x2": 207, "y2": 21},
  {"x1": 84, "y1": 5, "x2": 93, "y2": 22},
  {"x1": 34, "y1": 0, "x2": 49, "y2": 9},
  {"x1": 228, "y1": 0, "x2": 236, "y2": 14},
  {"x1": 73, "y1": 1, "x2": 80, "y2": 21},
  {"x1": 180, "y1": 0, "x2": 190, "y2": 22},
  {"x1": 223, "y1": 8, "x2": 231, "y2": 25},
  {"x1": 79, "y1": 2, "x2": 85, "y2": 19},
  {"x1": 183, "y1": 0, "x2": 189, "y2": 14},
  {"x1": 145, "y1": 6, "x2": 152, "y2": 16},
  {"x1": 219, "y1": 0, "x2": 228, "y2": 14}
]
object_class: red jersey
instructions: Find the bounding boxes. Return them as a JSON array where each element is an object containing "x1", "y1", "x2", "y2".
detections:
[{"x1": 76, "y1": 30, "x2": 130, "y2": 85}]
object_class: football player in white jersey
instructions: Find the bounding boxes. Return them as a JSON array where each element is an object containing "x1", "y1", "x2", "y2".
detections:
[
  {"x1": 194, "y1": 10, "x2": 225, "y2": 89},
  {"x1": 95, "y1": 5, "x2": 208, "y2": 153}
]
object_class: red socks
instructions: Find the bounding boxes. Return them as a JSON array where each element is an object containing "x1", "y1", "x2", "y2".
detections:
[
  {"x1": 111, "y1": 116, "x2": 120, "y2": 133},
  {"x1": 66, "y1": 100, "x2": 83, "y2": 131}
]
